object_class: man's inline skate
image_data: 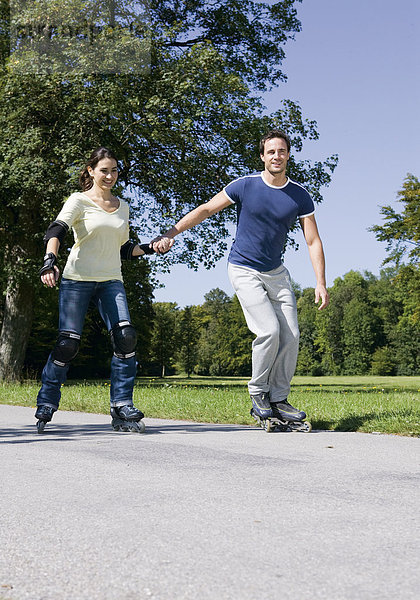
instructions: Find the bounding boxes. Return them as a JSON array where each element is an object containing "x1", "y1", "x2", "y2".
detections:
[
  {"x1": 250, "y1": 394, "x2": 312, "y2": 433},
  {"x1": 110, "y1": 404, "x2": 145, "y2": 433},
  {"x1": 35, "y1": 404, "x2": 57, "y2": 434}
]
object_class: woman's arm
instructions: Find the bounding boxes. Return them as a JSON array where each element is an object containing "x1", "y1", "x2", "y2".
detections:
[{"x1": 40, "y1": 238, "x2": 61, "y2": 288}]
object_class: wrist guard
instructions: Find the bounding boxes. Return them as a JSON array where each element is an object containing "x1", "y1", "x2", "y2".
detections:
[
  {"x1": 121, "y1": 241, "x2": 156, "y2": 259},
  {"x1": 139, "y1": 243, "x2": 155, "y2": 255},
  {"x1": 40, "y1": 252, "x2": 57, "y2": 276}
]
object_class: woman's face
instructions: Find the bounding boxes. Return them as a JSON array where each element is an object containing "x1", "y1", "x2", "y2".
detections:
[{"x1": 88, "y1": 158, "x2": 118, "y2": 190}]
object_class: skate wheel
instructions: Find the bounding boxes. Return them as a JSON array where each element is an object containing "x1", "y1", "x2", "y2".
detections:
[
  {"x1": 264, "y1": 420, "x2": 273, "y2": 433},
  {"x1": 37, "y1": 420, "x2": 46, "y2": 434},
  {"x1": 125, "y1": 421, "x2": 145, "y2": 433},
  {"x1": 134, "y1": 420, "x2": 146, "y2": 433},
  {"x1": 289, "y1": 420, "x2": 312, "y2": 433},
  {"x1": 112, "y1": 420, "x2": 146, "y2": 433},
  {"x1": 113, "y1": 423, "x2": 130, "y2": 432}
]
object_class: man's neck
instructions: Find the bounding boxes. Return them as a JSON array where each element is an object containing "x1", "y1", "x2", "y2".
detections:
[{"x1": 262, "y1": 170, "x2": 288, "y2": 187}]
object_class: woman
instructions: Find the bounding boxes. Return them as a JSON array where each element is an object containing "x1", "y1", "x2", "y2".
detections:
[{"x1": 36, "y1": 147, "x2": 153, "y2": 433}]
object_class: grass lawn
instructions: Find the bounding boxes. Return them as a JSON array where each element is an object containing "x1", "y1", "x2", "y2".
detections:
[{"x1": 1, "y1": 375, "x2": 419, "y2": 436}]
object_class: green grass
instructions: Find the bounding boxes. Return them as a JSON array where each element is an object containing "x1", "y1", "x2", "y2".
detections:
[{"x1": 1, "y1": 376, "x2": 419, "y2": 436}]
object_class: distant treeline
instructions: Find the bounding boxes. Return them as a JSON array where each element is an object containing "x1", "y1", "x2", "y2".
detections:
[{"x1": 24, "y1": 265, "x2": 419, "y2": 379}]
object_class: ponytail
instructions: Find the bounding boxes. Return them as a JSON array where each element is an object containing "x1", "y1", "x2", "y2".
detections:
[{"x1": 79, "y1": 167, "x2": 93, "y2": 191}]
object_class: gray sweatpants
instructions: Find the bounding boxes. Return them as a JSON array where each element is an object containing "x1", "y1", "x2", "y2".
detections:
[{"x1": 228, "y1": 262, "x2": 300, "y2": 402}]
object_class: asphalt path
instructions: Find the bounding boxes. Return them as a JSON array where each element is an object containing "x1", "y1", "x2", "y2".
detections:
[{"x1": 0, "y1": 404, "x2": 419, "y2": 600}]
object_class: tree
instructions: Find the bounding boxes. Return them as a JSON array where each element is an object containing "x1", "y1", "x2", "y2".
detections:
[
  {"x1": 295, "y1": 288, "x2": 322, "y2": 375},
  {"x1": 222, "y1": 295, "x2": 253, "y2": 376},
  {"x1": 389, "y1": 265, "x2": 420, "y2": 374},
  {"x1": 370, "y1": 174, "x2": 420, "y2": 372},
  {"x1": 0, "y1": 0, "x2": 337, "y2": 379},
  {"x1": 177, "y1": 305, "x2": 200, "y2": 377},
  {"x1": 195, "y1": 288, "x2": 231, "y2": 375},
  {"x1": 342, "y1": 297, "x2": 378, "y2": 375},
  {"x1": 149, "y1": 302, "x2": 178, "y2": 377},
  {"x1": 370, "y1": 174, "x2": 420, "y2": 266},
  {"x1": 313, "y1": 273, "x2": 360, "y2": 375},
  {"x1": 370, "y1": 346, "x2": 396, "y2": 376},
  {"x1": 193, "y1": 289, "x2": 254, "y2": 376},
  {"x1": 313, "y1": 271, "x2": 381, "y2": 375}
]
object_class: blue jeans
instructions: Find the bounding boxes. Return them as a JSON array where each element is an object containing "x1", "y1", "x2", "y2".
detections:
[{"x1": 37, "y1": 279, "x2": 137, "y2": 409}]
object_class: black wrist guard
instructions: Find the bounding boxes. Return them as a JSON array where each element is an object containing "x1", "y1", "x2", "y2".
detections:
[
  {"x1": 40, "y1": 252, "x2": 57, "y2": 276},
  {"x1": 139, "y1": 243, "x2": 155, "y2": 255}
]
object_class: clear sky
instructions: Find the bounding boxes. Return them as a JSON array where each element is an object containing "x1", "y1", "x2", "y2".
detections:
[{"x1": 152, "y1": 0, "x2": 420, "y2": 307}]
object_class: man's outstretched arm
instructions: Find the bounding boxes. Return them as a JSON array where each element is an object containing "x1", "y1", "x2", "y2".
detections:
[
  {"x1": 152, "y1": 191, "x2": 232, "y2": 254},
  {"x1": 300, "y1": 214, "x2": 330, "y2": 310}
]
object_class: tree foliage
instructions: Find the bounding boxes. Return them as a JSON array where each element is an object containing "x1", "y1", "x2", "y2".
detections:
[
  {"x1": 22, "y1": 267, "x2": 420, "y2": 378},
  {"x1": 370, "y1": 173, "x2": 420, "y2": 325},
  {"x1": 168, "y1": 272, "x2": 419, "y2": 377},
  {"x1": 0, "y1": 0, "x2": 338, "y2": 379},
  {"x1": 177, "y1": 305, "x2": 200, "y2": 377},
  {"x1": 370, "y1": 174, "x2": 420, "y2": 266},
  {"x1": 149, "y1": 302, "x2": 179, "y2": 377}
]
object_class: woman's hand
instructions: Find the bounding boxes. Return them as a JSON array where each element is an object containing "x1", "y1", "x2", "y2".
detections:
[{"x1": 41, "y1": 266, "x2": 60, "y2": 288}]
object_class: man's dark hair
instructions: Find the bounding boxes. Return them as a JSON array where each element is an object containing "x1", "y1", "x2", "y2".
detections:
[{"x1": 259, "y1": 129, "x2": 291, "y2": 155}]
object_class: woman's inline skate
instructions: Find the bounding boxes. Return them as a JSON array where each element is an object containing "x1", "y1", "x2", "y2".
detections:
[
  {"x1": 35, "y1": 404, "x2": 57, "y2": 434},
  {"x1": 110, "y1": 404, "x2": 145, "y2": 433},
  {"x1": 250, "y1": 393, "x2": 312, "y2": 433}
]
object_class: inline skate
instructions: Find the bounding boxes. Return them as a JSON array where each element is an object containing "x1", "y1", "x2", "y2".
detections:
[
  {"x1": 250, "y1": 392, "x2": 273, "y2": 419},
  {"x1": 35, "y1": 404, "x2": 57, "y2": 434},
  {"x1": 110, "y1": 404, "x2": 145, "y2": 433},
  {"x1": 251, "y1": 398, "x2": 312, "y2": 433}
]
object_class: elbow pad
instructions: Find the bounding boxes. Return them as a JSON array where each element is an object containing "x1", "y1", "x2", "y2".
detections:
[
  {"x1": 43, "y1": 220, "x2": 69, "y2": 247},
  {"x1": 120, "y1": 241, "x2": 137, "y2": 260}
]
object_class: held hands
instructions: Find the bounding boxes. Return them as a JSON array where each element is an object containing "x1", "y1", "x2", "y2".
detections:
[
  {"x1": 315, "y1": 284, "x2": 329, "y2": 310},
  {"x1": 151, "y1": 236, "x2": 175, "y2": 255}
]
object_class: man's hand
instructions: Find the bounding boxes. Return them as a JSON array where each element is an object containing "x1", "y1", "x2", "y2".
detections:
[
  {"x1": 315, "y1": 284, "x2": 329, "y2": 310},
  {"x1": 151, "y1": 236, "x2": 175, "y2": 255}
]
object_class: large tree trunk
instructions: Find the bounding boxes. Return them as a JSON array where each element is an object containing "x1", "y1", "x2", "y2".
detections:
[{"x1": 0, "y1": 275, "x2": 34, "y2": 381}]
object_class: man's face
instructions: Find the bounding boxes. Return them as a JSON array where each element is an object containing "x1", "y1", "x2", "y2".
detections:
[{"x1": 260, "y1": 137, "x2": 290, "y2": 176}]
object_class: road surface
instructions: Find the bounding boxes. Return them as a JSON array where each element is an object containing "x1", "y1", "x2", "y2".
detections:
[{"x1": 0, "y1": 405, "x2": 418, "y2": 599}]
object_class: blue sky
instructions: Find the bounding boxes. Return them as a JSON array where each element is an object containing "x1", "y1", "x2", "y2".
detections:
[{"x1": 153, "y1": 0, "x2": 420, "y2": 306}]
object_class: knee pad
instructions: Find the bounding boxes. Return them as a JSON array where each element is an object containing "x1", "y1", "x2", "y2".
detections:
[
  {"x1": 110, "y1": 321, "x2": 137, "y2": 359},
  {"x1": 51, "y1": 331, "x2": 81, "y2": 367}
]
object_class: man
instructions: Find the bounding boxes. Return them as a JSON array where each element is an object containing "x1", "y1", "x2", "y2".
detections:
[{"x1": 152, "y1": 129, "x2": 329, "y2": 423}]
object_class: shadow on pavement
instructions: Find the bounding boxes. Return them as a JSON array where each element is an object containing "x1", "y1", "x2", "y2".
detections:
[{"x1": 0, "y1": 420, "x2": 256, "y2": 443}]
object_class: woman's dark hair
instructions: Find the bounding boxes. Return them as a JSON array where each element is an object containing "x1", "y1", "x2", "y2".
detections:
[
  {"x1": 259, "y1": 129, "x2": 291, "y2": 155},
  {"x1": 79, "y1": 147, "x2": 119, "y2": 191}
]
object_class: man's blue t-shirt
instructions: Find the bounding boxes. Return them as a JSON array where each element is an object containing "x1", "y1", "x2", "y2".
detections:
[{"x1": 224, "y1": 173, "x2": 315, "y2": 272}]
